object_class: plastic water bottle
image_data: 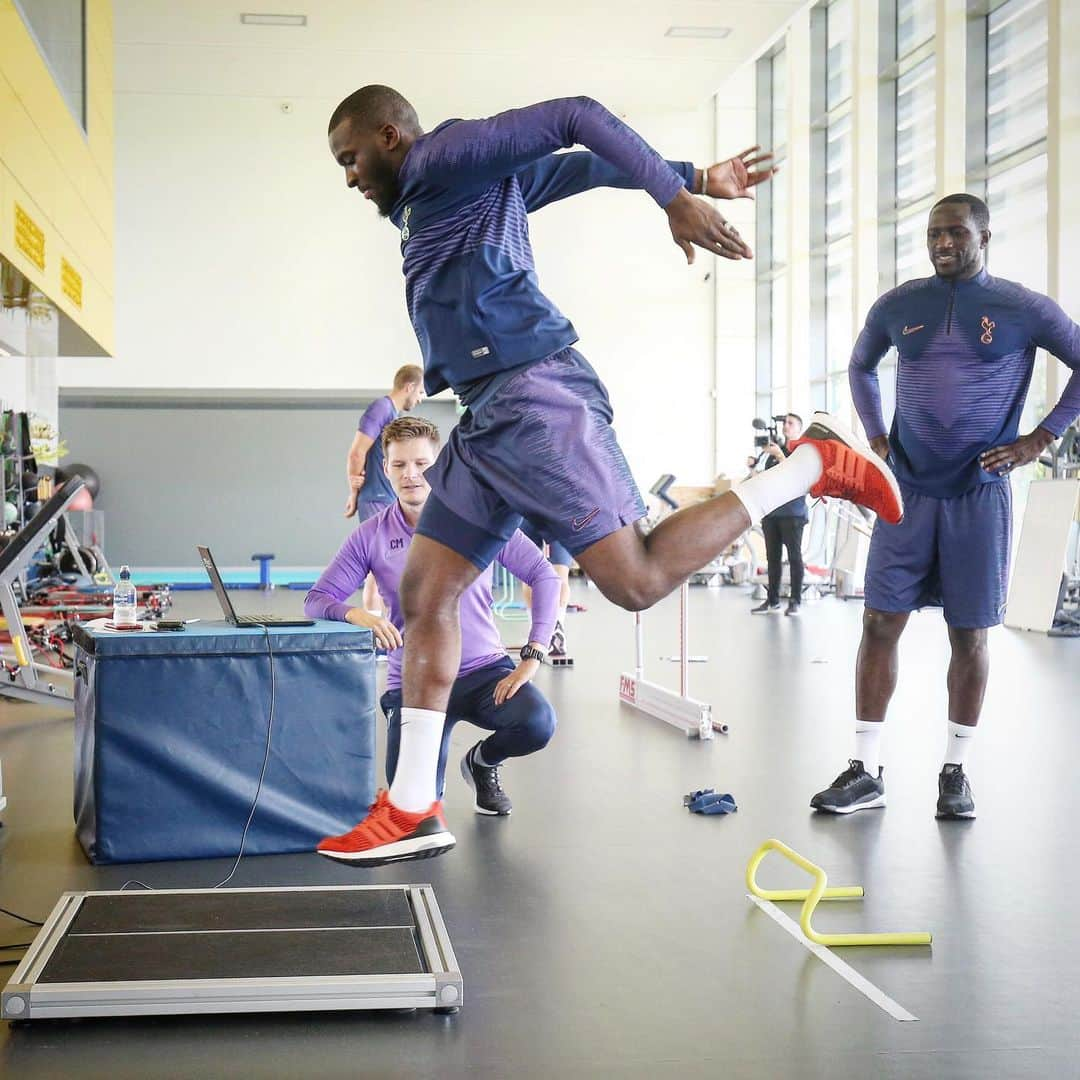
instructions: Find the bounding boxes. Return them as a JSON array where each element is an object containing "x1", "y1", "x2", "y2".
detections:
[{"x1": 112, "y1": 565, "x2": 137, "y2": 626}]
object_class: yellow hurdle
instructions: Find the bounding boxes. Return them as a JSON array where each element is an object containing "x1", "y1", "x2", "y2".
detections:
[{"x1": 746, "y1": 838, "x2": 932, "y2": 947}]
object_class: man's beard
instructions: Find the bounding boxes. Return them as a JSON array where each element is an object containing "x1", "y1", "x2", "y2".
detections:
[{"x1": 370, "y1": 157, "x2": 401, "y2": 218}]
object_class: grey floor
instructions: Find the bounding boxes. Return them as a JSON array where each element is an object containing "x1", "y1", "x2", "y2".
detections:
[{"x1": 1, "y1": 581, "x2": 1078, "y2": 1079}]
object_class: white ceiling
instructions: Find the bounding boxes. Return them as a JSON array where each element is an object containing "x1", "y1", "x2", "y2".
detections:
[{"x1": 114, "y1": 1, "x2": 802, "y2": 115}]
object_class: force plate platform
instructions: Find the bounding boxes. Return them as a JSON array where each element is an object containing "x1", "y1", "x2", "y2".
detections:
[{"x1": 2, "y1": 884, "x2": 461, "y2": 1021}]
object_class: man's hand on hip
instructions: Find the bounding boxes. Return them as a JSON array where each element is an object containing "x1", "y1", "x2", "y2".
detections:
[
  {"x1": 665, "y1": 188, "x2": 753, "y2": 264},
  {"x1": 979, "y1": 428, "x2": 1055, "y2": 475},
  {"x1": 869, "y1": 436, "x2": 890, "y2": 462}
]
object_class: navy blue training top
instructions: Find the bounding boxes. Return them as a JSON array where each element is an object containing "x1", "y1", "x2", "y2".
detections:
[
  {"x1": 384, "y1": 97, "x2": 694, "y2": 397},
  {"x1": 850, "y1": 268, "x2": 1080, "y2": 498}
]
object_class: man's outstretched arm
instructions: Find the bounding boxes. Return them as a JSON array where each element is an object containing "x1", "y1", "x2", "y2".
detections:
[
  {"x1": 418, "y1": 96, "x2": 752, "y2": 260},
  {"x1": 517, "y1": 146, "x2": 777, "y2": 213}
]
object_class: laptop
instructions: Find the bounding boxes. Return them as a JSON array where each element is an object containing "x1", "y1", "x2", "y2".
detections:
[{"x1": 197, "y1": 546, "x2": 315, "y2": 626}]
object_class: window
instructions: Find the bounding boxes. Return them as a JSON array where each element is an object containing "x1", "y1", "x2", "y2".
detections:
[
  {"x1": 826, "y1": 0, "x2": 853, "y2": 111},
  {"x1": 825, "y1": 237, "x2": 854, "y2": 415},
  {"x1": 894, "y1": 56, "x2": 937, "y2": 209},
  {"x1": 876, "y1": 0, "x2": 938, "y2": 429},
  {"x1": 986, "y1": 0, "x2": 1048, "y2": 163},
  {"x1": 14, "y1": 1, "x2": 86, "y2": 133},
  {"x1": 975, "y1": 0, "x2": 1049, "y2": 433},
  {"x1": 811, "y1": 1, "x2": 854, "y2": 413},
  {"x1": 756, "y1": 46, "x2": 789, "y2": 422},
  {"x1": 895, "y1": 0, "x2": 935, "y2": 58}
]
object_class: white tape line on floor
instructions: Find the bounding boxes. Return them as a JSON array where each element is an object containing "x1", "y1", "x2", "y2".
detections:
[{"x1": 747, "y1": 893, "x2": 919, "y2": 1023}]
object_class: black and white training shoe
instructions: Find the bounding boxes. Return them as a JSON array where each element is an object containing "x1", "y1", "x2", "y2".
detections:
[
  {"x1": 752, "y1": 601, "x2": 781, "y2": 615},
  {"x1": 461, "y1": 742, "x2": 513, "y2": 816},
  {"x1": 936, "y1": 764, "x2": 976, "y2": 819},
  {"x1": 810, "y1": 759, "x2": 886, "y2": 814}
]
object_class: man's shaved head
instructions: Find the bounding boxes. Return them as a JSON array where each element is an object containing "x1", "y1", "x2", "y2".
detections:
[{"x1": 328, "y1": 85, "x2": 421, "y2": 137}]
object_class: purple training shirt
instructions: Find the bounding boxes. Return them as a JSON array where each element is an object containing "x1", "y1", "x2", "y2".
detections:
[{"x1": 305, "y1": 500, "x2": 560, "y2": 690}]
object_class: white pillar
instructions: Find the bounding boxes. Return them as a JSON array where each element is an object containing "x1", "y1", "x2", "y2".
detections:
[
  {"x1": 936, "y1": 0, "x2": 967, "y2": 195},
  {"x1": 785, "y1": 9, "x2": 813, "y2": 410},
  {"x1": 851, "y1": 0, "x2": 880, "y2": 407}
]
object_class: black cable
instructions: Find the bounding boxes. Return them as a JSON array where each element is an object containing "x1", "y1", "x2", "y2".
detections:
[
  {"x1": 0, "y1": 906, "x2": 44, "y2": 927},
  {"x1": 213, "y1": 626, "x2": 277, "y2": 889},
  {"x1": 119, "y1": 625, "x2": 278, "y2": 892}
]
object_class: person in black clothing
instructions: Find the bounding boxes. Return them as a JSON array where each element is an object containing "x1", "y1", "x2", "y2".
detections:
[{"x1": 749, "y1": 413, "x2": 808, "y2": 616}]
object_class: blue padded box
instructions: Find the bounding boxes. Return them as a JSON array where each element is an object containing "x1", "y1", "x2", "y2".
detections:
[{"x1": 72, "y1": 620, "x2": 376, "y2": 864}]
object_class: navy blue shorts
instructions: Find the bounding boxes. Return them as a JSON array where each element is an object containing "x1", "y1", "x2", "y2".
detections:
[
  {"x1": 864, "y1": 481, "x2": 1012, "y2": 628},
  {"x1": 417, "y1": 348, "x2": 645, "y2": 571},
  {"x1": 519, "y1": 520, "x2": 573, "y2": 567}
]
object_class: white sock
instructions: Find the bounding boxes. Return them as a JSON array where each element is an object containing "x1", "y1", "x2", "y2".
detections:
[
  {"x1": 388, "y1": 707, "x2": 444, "y2": 811},
  {"x1": 732, "y1": 444, "x2": 823, "y2": 525},
  {"x1": 854, "y1": 720, "x2": 883, "y2": 775},
  {"x1": 943, "y1": 721, "x2": 975, "y2": 769}
]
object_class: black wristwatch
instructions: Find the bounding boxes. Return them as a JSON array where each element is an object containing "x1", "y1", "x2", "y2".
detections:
[{"x1": 520, "y1": 644, "x2": 547, "y2": 664}]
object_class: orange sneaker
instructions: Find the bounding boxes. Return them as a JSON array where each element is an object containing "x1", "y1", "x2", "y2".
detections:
[
  {"x1": 789, "y1": 412, "x2": 904, "y2": 525},
  {"x1": 316, "y1": 789, "x2": 456, "y2": 866}
]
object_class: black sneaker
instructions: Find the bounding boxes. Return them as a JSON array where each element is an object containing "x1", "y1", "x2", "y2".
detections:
[
  {"x1": 461, "y1": 743, "x2": 513, "y2": 816},
  {"x1": 785, "y1": 601, "x2": 801, "y2": 617},
  {"x1": 752, "y1": 601, "x2": 781, "y2": 614},
  {"x1": 810, "y1": 759, "x2": 886, "y2": 814},
  {"x1": 936, "y1": 764, "x2": 976, "y2": 819}
]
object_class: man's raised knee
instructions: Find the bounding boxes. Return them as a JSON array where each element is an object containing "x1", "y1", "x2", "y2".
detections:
[{"x1": 598, "y1": 577, "x2": 665, "y2": 612}]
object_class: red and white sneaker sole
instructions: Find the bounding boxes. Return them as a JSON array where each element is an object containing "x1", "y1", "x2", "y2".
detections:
[
  {"x1": 801, "y1": 411, "x2": 904, "y2": 524},
  {"x1": 317, "y1": 830, "x2": 456, "y2": 866}
]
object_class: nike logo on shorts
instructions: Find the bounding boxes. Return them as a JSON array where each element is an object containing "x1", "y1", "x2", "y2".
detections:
[
  {"x1": 901, "y1": 324, "x2": 924, "y2": 336},
  {"x1": 571, "y1": 508, "x2": 600, "y2": 531}
]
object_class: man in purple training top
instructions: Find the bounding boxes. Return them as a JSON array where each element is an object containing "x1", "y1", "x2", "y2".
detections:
[
  {"x1": 308, "y1": 416, "x2": 559, "y2": 860},
  {"x1": 325, "y1": 85, "x2": 905, "y2": 865},
  {"x1": 810, "y1": 193, "x2": 1080, "y2": 820}
]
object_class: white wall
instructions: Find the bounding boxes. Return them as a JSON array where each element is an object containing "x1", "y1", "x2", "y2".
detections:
[
  {"x1": 53, "y1": 0, "x2": 794, "y2": 490},
  {"x1": 58, "y1": 90, "x2": 722, "y2": 487}
]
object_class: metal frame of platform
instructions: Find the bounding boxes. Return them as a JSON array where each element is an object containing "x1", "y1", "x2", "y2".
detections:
[{"x1": 2, "y1": 884, "x2": 462, "y2": 1021}]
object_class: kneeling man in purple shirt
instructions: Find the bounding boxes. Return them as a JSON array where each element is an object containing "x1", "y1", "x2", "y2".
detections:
[{"x1": 306, "y1": 415, "x2": 560, "y2": 864}]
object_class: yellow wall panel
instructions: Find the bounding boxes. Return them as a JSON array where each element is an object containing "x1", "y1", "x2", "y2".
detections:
[
  {"x1": 2, "y1": 164, "x2": 113, "y2": 350},
  {"x1": 0, "y1": 0, "x2": 114, "y2": 355},
  {"x1": 86, "y1": 0, "x2": 113, "y2": 62}
]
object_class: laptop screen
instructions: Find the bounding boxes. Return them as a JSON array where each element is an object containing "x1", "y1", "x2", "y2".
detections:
[{"x1": 197, "y1": 546, "x2": 238, "y2": 623}]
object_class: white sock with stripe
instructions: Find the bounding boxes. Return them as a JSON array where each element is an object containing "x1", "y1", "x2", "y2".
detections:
[
  {"x1": 943, "y1": 721, "x2": 976, "y2": 769},
  {"x1": 388, "y1": 707, "x2": 444, "y2": 812},
  {"x1": 732, "y1": 444, "x2": 823, "y2": 525}
]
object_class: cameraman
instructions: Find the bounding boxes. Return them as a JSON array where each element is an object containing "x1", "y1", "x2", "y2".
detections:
[{"x1": 748, "y1": 413, "x2": 808, "y2": 616}]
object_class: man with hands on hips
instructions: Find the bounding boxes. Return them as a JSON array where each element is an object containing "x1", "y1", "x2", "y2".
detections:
[
  {"x1": 306, "y1": 416, "x2": 560, "y2": 862},
  {"x1": 811, "y1": 192, "x2": 1080, "y2": 821}
]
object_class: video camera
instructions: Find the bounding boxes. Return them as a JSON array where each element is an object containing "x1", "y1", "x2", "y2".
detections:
[{"x1": 752, "y1": 415, "x2": 789, "y2": 449}]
